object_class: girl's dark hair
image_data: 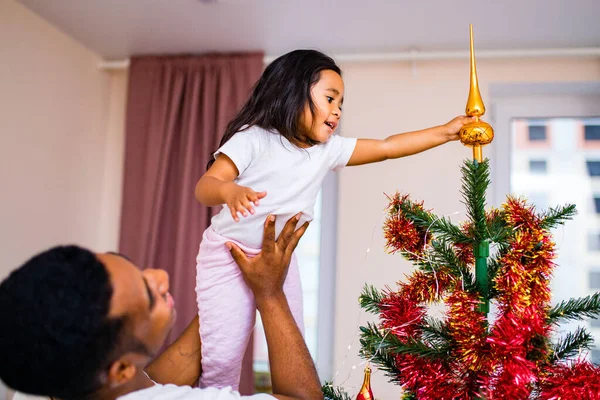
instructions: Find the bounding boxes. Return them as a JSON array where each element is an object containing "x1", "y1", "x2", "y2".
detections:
[{"x1": 207, "y1": 49, "x2": 341, "y2": 169}]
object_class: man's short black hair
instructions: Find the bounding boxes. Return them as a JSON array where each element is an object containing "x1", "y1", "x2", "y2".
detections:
[{"x1": 0, "y1": 245, "x2": 130, "y2": 398}]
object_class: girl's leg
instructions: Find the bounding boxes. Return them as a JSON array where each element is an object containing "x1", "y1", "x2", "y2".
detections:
[{"x1": 195, "y1": 235, "x2": 256, "y2": 390}]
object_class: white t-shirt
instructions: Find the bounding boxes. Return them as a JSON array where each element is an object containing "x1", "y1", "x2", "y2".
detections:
[
  {"x1": 210, "y1": 125, "x2": 357, "y2": 248},
  {"x1": 118, "y1": 384, "x2": 274, "y2": 399},
  {"x1": 12, "y1": 386, "x2": 271, "y2": 400}
]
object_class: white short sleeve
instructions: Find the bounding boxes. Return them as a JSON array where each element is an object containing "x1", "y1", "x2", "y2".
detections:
[
  {"x1": 214, "y1": 129, "x2": 259, "y2": 175},
  {"x1": 328, "y1": 135, "x2": 358, "y2": 171}
]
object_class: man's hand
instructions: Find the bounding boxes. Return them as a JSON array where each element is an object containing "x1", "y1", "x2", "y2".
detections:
[
  {"x1": 226, "y1": 213, "x2": 308, "y2": 302},
  {"x1": 227, "y1": 214, "x2": 321, "y2": 400}
]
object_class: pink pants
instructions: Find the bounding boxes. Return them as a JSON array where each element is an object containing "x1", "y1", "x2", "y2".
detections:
[{"x1": 195, "y1": 226, "x2": 304, "y2": 390}]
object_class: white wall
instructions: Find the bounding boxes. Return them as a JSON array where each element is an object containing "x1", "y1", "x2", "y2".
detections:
[
  {"x1": 0, "y1": 0, "x2": 126, "y2": 278},
  {"x1": 2, "y1": 2, "x2": 600, "y2": 397},
  {"x1": 334, "y1": 57, "x2": 600, "y2": 398},
  {"x1": 0, "y1": 1, "x2": 125, "y2": 395}
]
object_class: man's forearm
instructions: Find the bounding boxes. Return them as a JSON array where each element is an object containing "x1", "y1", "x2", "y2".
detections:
[
  {"x1": 145, "y1": 316, "x2": 202, "y2": 386},
  {"x1": 258, "y1": 294, "x2": 322, "y2": 400}
]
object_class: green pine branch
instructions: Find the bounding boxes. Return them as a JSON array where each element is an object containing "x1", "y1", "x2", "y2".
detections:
[
  {"x1": 359, "y1": 284, "x2": 384, "y2": 314},
  {"x1": 487, "y1": 258, "x2": 504, "y2": 299},
  {"x1": 359, "y1": 323, "x2": 402, "y2": 384},
  {"x1": 460, "y1": 160, "x2": 490, "y2": 242},
  {"x1": 360, "y1": 323, "x2": 454, "y2": 396},
  {"x1": 485, "y1": 211, "x2": 510, "y2": 243},
  {"x1": 405, "y1": 254, "x2": 462, "y2": 299},
  {"x1": 526, "y1": 333, "x2": 551, "y2": 364},
  {"x1": 396, "y1": 239, "x2": 476, "y2": 297},
  {"x1": 393, "y1": 336, "x2": 452, "y2": 359},
  {"x1": 421, "y1": 317, "x2": 452, "y2": 344},
  {"x1": 359, "y1": 322, "x2": 450, "y2": 382},
  {"x1": 322, "y1": 383, "x2": 353, "y2": 400},
  {"x1": 360, "y1": 323, "x2": 451, "y2": 362},
  {"x1": 539, "y1": 204, "x2": 577, "y2": 230},
  {"x1": 394, "y1": 200, "x2": 471, "y2": 244},
  {"x1": 549, "y1": 326, "x2": 595, "y2": 361},
  {"x1": 423, "y1": 317, "x2": 452, "y2": 342},
  {"x1": 548, "y1": 292, "x2": 600, "y2": 324},
  {"x1": 428, "y1": 239, "x2": 476, "y2": 292}
]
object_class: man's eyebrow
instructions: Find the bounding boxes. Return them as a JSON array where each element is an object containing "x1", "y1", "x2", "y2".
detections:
[
  {"x1": 107, "y1": 251, "x2": 132, "y2": 262},
  {"x1": 143, "y1": 277, "x2": 156, "y2": 311}
]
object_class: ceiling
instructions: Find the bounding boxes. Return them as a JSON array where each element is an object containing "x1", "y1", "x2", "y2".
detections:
[{"x1": 17, "y1": 0, "x2": 600, "y2": 61}]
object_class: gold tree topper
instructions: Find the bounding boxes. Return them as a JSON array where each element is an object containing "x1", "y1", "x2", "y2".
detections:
[{"x1": 459, "y1": 25, "x2": 494, "y2": 162}]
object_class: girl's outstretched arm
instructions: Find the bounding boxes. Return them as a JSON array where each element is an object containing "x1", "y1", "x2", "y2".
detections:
[
  {"x1": 347, "y1": 116, "x2": 473, "y2": 166},
  {"x1": 195, "y1": 154, "x2": 266, "y2": 221}
]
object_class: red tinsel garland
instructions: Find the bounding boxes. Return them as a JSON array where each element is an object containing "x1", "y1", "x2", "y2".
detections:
[
  {"x1": 539, "y1": 361, "x2": 600, "y2": 399},
  {"x1": 378, "y1": 194, "x2": 598, "y2": 399},
  {"x1": 384, "y1": 193, "x2": 431, "y2": 258},
  {"x1": 446, "y1": 286, "x2": 489, "y2": 372}
]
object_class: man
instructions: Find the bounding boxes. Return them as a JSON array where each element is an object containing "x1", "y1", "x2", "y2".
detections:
[{"x1": 0, "y1": 215, "x2": 323, "y2": 400}]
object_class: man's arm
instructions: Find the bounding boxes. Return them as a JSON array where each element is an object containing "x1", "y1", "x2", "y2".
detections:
[
  {"x1": 145, "y1": 316, "x2": 202, "y2": 387},
  {"x1": 228, "y1": 214, "x2": 323, "y2": 400}
]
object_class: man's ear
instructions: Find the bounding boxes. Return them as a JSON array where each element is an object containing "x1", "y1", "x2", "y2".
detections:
[{"x1": 107, "y1": 356, "x2": 138, "y2": 387}]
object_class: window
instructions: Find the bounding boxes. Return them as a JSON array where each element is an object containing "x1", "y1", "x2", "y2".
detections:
[
  {"x1": 529, "y1": 160, "x2": 547, "y2": 174},
  {"x1": 591, "y1": 349, "x2": 600, "y2": 363},
  {"x1": 492, "y1": 82, "x2": 600, "y2": 365},
  {"x1": 590, "y1": 271, "x2": 600, "y2": 289},
  {"x1": 527, "y1": 193, "x2": 548, "y2": 210},
  {"x1": 584, "y1": 125, "x2": 600, "y2": 141},
  {"x1": 589, "y1": 234, "x2": 600, "y2": 252},
  {"x1": 594, "y1": 197, "x2": 600, "y2": 214},
  {"x1": 528, "y1": 125, "x2": 547, "y2": 141},
  {"x1": 587, "y1": 161, "x2": 600, "y2": 177}
]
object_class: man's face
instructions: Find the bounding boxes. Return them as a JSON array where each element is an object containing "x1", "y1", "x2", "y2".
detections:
[{"x1": 97, "y1": 253, "x2": 176, "y2": 357}]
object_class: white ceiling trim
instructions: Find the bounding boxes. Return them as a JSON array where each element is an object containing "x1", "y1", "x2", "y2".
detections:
[{"x1": 98, "y1": 46, "x2": 600, "y2": 70}]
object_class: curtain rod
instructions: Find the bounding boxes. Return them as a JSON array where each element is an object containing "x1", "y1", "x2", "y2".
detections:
[{"x1": 98, "y1": 47, "x2": 600, "y2": 70}]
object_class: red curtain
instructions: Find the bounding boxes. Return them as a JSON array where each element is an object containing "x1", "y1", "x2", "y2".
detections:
[{"x1": 119, "y1": 53, "x2": 263, "y2": 391}]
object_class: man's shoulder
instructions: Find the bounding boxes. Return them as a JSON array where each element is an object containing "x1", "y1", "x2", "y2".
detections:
[{"x1": 118, "y1": 383, "x2": 276, "y2": 400}]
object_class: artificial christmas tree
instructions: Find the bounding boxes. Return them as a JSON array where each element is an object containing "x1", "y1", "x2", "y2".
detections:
[
  {"x1": 358, "y1": 159, "x2": 600, "y2": 398},
  {"x1": 323, "y1": 25, "x2": 600, "y2": 400}
]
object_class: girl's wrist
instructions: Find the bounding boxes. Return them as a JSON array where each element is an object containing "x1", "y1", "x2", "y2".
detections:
[
  {"x1": 438, "y1": 124, "x2": 453, "y2": 142},
  {"x1": 218, "y1": 181, "x2": 236, "y2": 203}
]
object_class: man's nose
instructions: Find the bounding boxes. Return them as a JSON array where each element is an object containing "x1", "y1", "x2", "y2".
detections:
[{"x1": 144, "y1": 269, "x2": 170, "y2": 294}]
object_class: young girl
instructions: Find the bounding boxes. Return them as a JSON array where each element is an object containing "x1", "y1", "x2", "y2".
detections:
[{"x1": 194, "y1": 49, "x2": 472, "y2": 389}]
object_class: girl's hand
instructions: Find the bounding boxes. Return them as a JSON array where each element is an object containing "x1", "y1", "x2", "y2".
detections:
[
  {"x1": 444, "y1": 116, "x2": 475, "y2": 141},
  {"x1": 224, "y1": 183, "x2": 267, "y2": 222}
]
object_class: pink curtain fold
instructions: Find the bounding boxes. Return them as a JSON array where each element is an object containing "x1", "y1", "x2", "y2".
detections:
[{"x1": 119, "y1": 53, "x2": 264, "y2": 392}]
